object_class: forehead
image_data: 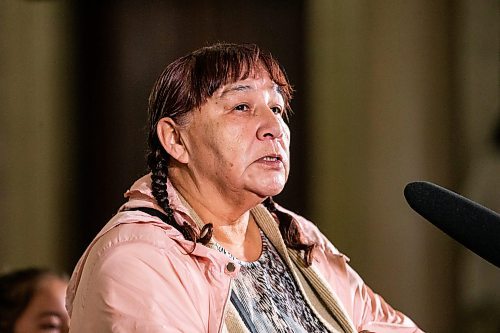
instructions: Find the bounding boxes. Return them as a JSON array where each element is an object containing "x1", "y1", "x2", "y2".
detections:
[
  {"x1": 34, "y1": 276, "x2": 67, "y2": 298},
  {"x1": 215, "y1": 71, "x2": 282, "y2": 99}
]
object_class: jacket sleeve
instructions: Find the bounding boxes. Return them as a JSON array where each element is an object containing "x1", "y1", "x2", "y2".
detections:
[
  {"x1": 345, "y1": 260, "x2": 424, "y2": 332},
  {"x1": 317, "y1": 236, "x2": 425, "y2": 333},
  {"x1": 68, "y1": 235, "x2": 210, "y2": 333},
  {"x1": 281, "y1": 207, "x2": 425, "y2": 333}
]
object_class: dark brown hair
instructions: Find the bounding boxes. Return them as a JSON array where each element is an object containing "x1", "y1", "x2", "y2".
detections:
[{"x1": 146, "y1": 43, "x2": 315, "y2": 265}]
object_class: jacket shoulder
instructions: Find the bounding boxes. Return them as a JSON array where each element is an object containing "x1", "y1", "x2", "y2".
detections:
[
  {"x1": 274, "y1": 203, "x2": 345, "y2": 257},
  {"x1": 92, "y1": 222, "x2": 177, "y2": 255}
]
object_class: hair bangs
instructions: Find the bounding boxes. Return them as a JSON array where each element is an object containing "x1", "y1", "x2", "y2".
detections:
[{"x1": 190, "y1": 44, "x2": 293, "y2": 114}]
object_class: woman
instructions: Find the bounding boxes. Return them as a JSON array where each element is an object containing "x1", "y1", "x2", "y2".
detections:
[
  {"x1": 0, "y1": 268, "x2": 69, "y2": 333},
  {"x1": 67, "y1": 43, "x2": 424, "y2": 332}
]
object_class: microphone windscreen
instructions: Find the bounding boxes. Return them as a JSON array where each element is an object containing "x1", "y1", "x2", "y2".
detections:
[{"x1": 404, "y1": 181, "x2": 500, "y2": 268}]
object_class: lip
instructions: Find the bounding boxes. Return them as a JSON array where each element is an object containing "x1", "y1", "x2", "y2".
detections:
[{"x1": 254, "y1": 153, "x2": 284, "y2": 168}]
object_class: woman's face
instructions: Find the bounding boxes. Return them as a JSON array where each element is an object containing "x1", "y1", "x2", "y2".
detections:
[
  {"x1": 179, "y1": 69, "x2": 290, "y2": 202},
  {"x1": 14, "y1": 276, "x2": 69, "y2": 333}
]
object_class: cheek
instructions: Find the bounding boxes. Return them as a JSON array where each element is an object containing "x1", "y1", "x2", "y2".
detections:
[
  {"x1": 204, "y1": 127, "x2": 245, "y2": 176},
  {"x1": 281, "y1": 126, "x2": 291, "y2": 175},
  {"x1": 284, "y1": 122, "x2": 291, "y2": 140},
  {"x1": 282, "y1": 124, "x2": 291, "y2": 152},
  {"x1": 219, "y1": 124, "x2": 248, "y2": 158},
  {"x1": 224, "y1": 135, "x2": 250, "y2": 174}
]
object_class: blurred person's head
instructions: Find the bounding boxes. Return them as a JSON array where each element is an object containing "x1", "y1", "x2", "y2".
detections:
[{"x1": 0, "y1": 268, "x2": 69, "y2": 333}]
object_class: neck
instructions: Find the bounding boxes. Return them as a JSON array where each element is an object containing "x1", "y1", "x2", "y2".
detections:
[
  {"x1": 168, "y1": 166, "x2": 263, "y2": 261},
  {"x1": 168, "y1": 165, "x2": 262, "y2": 227}
]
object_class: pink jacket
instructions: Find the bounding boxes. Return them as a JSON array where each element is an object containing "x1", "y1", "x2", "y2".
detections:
[{"x1": 67, "y1": 175, "x2": 424, "y2": 333}]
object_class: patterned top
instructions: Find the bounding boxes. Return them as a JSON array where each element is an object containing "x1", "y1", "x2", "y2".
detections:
[{"x1": 214, "y1": 231, "x2": 330, "y2": 333}]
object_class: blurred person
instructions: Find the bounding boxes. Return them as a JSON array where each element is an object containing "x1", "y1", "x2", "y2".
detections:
[
  {"x1": 0, "y1": 267, "x2": 69, "y2": 333},
  {"x1": 67, "y1": 43, "x2": 423, "y2": 333}
]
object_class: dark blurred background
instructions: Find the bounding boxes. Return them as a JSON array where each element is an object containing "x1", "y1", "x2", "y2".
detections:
[{"x1": 1, "y1": 1, "x2": 499, "y2": 332}]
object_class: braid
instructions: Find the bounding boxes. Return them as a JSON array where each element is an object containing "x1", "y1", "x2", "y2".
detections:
[
  {"x1": 148, "y1": 149, "x2": 171, "y2": 217},
  {"x1": 263, "y1": 197, "x2": 316, "y2": 267},
  {"x1": 147, "y1": 147, "x2": 213, "y2": 245}
]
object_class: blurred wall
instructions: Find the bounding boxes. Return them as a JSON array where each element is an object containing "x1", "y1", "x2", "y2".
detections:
[
  {"x1": 0, "y1": 1, "x2": 75, "y2": 272},
  {"x1": 306, "y1": 1, "x2": 499, "y2": 332},
  {"x1": 306, "y1": 2, "x2": 457, "y2": 331},
  {"x1": 0, "y1": 1, "x2": 498, "y2": 333},
  {"x1": 456, "y1": 1, "x2": 500, "y2": 331}
]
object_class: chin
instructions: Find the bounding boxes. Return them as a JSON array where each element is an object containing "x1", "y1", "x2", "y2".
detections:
[
  {"x1": 261, "y1": 189, "x2": 283, "y2": 199},
  {"x1": 246, "y1": 174, "x2": 287, "y2": 199},
  {"x1": 255, "y1": 182, "x2": 286, "y2": 198}
]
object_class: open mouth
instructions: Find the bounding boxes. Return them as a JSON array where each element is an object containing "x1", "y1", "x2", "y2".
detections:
[
  {"x1": 261, "y1": 155, "x2": 282, "y2": 162},
  {"x1": 256, "y1": 154, "x2": 284, "y2": 168}
]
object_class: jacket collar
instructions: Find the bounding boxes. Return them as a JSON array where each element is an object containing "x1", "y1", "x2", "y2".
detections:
[{"x1": 121, "y1": 174, "x2": 192, "y2": 219}]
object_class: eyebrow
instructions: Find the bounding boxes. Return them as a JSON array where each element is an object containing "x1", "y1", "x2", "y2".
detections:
[
  {"x1": 37, "y1": 311, "x2": 63, "y2": 319},
  {"x1": 219, "y1": 84, "x2": 253, "y2": 98},
  {"x1": 219, "y1": 83, "x2": 281, "y2": 99}
]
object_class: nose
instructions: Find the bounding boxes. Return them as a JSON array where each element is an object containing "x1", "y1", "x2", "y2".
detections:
[{"x1": 256, "y1": 106, "x2": 284, "y2": 140}]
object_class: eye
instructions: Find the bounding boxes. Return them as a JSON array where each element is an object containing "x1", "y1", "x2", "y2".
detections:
[
  {"x1": 39, "y1": 323, "x2": 62, "y2": 332},
  {"x1": 271, "y1": 106, "x2": 283, "y2": 115},
  {"x1": 38, "y1": 316, "x2": 63, "y2": 332},
  {"x1": 234, "y1": 104, "x2": 250, "y2": 112}
]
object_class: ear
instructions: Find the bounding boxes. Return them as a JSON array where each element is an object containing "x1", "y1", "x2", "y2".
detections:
[{"x1": 157, "y1": 117, "x2": 189, "y2": 164}]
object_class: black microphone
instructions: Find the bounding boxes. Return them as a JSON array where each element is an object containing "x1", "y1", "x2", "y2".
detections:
[{"x1": 404, "y1": 181, "x2": 500, "y2": 268}]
